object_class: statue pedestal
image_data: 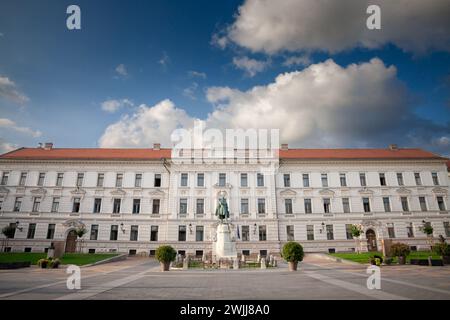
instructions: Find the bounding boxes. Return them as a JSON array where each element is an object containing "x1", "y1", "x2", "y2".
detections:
[{"x1": 215, "y1": 223, "x2": 237, "y2": 259}]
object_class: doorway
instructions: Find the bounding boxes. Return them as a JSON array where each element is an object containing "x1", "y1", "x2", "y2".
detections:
[{"x1": 65, "y1": 230, "x2": 77, "y2": 253}]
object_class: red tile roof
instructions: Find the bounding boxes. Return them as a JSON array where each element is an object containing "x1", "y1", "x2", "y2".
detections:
[{"x1": 0, "y1": 147, "x2": 446, "y2": 162}]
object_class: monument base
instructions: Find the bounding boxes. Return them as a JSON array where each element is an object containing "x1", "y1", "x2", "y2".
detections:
[{"x1": 215, "y1": 223, "x2": 237, "y2": 259}]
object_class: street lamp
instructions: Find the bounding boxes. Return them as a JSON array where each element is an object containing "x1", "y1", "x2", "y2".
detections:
[
  {"x1": 253, "y1": 223, "x2": 257, "y2": 235},
  {"x1": 120, "y1": 223, "x2": 125, "y2": 233},
  {"x1": 15, "y1": 221, "x2": 23, "y2": 232},
  {"x1": 319, "y1": 222, "x2": 325, "y2": 233},
  {"x1": 189, "y1": 223, "x2": 193, "y2": 234}
]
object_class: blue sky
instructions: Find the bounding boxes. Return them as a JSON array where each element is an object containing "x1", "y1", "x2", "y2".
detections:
[{"x1": 0, "y1": 0, "x2": 449, "y2": 155}]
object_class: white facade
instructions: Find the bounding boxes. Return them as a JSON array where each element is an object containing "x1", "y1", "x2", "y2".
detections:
[{"x1": 0, "y1": 147, "x2": 449, "y2": 257}]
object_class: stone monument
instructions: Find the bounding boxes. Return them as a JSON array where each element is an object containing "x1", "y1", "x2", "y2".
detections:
[{"x1": 214, "y1": 193, "x2": 237, "y2": 260}]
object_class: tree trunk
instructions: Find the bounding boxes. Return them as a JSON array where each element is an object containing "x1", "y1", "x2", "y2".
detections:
[{"x1": 288, "y1": 261, "x2": 298, "y2": 271}]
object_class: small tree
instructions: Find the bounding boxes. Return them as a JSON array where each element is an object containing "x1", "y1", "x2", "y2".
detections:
[
  {"x1": 282, "y1": 241, "x2": 304, "y2": 271},
  {"x1": 1, "y1": 225, "x2": 15, "y2": 251},
  {"x1": 350, "y1": 224, "x2": 363, "y2": 253},
  {"x1": 419, "y1": 221, "x2": 434, "y2": 250},
  {"x1": 390, "y1": 242, "x2": 410, "y2": 264},
  {"x1": 75, "y1": 226, "x2": 87, "y2": 253},
  {"x1": 156, "y1": 245, "x2": 177, "y2": 271}
]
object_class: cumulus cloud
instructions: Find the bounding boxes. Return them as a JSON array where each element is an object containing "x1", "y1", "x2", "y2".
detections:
[
  {"x1": 101, "y1": 99, "x2": 134, "y2": 113},
  {"x1": 188, "y1": 71, "x2": 207, "y2": 79},
  {"x1": 218, "y1": 0, "x2": 450, "y2": 55},
  {"x1": 98, "y1": 58, "x2": 450, "y2": 155},
  {"x1": 232, "y1": 56, "x2": 270, "y2": 77},
  {"x1": 0, "y1": 118, "x2": 42, "y2": 138},
  {"x1": 283, "y1": 55, "x2": 311, "y2": 67},
  {"x1": 0, "y1": 75, "x2": 29, "y2": 104},
  {"x1": 115, "y1": 64, "x2": 128, "y2": 78},
  {"x1": 158, "y1": 52, "x2": 170, "y2": 68},
  {"x1": 183, "y1": 82, "x2": 199, "y2": 100}
]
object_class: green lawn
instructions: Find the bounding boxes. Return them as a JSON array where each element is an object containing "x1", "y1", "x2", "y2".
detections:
[
  {"x1": 0, "y1": 252, "x2": 118, "y2": 266},
  {"x1": 330, "y1": 251, "x2": 441, "y2": 264}
]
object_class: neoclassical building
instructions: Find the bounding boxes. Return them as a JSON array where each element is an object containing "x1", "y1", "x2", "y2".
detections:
[{"x1": 0, "y1": 143, "x2": 449, "y2": 257}]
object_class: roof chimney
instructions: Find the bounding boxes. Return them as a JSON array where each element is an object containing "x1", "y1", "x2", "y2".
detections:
[
  {"x1": 281, "y1": 143, "x2": 289, "y2": 151},
  {"x1": 44, "y1": 142, "x2": 53, "y2": 150},
  {"x1": 153, "y1": 143, "x2": 161, "y2": 150},
  {"x1": 37, "y1": 142, "x2": 43, "y2": 149},
  {"x1": 388, "y1": 144, "x2": 398, "y2": 151}
]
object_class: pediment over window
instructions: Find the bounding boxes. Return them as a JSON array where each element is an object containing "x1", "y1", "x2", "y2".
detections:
[
  {"x1": 149, "y1": 189, "x2": 165, "y2": 196},
  {"x1": 213, "y1": 183, "x2": 232, "y2": 189},
  {"x1": 280, "y1": 189, "x2": 297, "y2": 197},
  {"x1": 319, "y1": 188, "x2": 335, "y2": 196},
  {"x1": 62, "y1": 219, "x2": 85, "y2": 229},
  {"x1": 396, "y1": 187, "x2": 412, "y2": 195},
  {"x1": 30, "y1": 188, "x2": 47, "y2": 196},
  {"x1": 432, "y1": 187, "x2": 448, "y2": 195},
  {"x1": 0, "y1": 186, "x2": 10, "y2": 194},
  {"x1": 358, "y1": 188, "x2": 374, "y2": 195},
  {"x1": 70, "y1": 188, "x2": 86, "y2": 195},
  {"x1": 110, "y1": 188, "x2": 126, "y2": 196}
]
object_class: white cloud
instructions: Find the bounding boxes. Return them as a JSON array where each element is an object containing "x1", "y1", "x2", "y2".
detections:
[
  {"x1": 0, "y1": 118, "x2": 42, "y2": 138},
  {"x1": 115, "y1": 64, "x2": 128, "y2": 77},
  {"x1": 158, "y1": 52, "x2": 170, "y2": 67},
  {"x1": 219, "y1": 0, "x2": 450, "y2": 54},
  {"x1": 101, "y1": 99, "x2": 134, "y2": 113},
  {"x1": 99, "y1": 99, "x2": 196, "y2": 148},
  {"x1": 98, "y1": 58, "x2": 450, "y2": 155},
  {"x1": 0, "y1": 139, "x2": 17, "y2": 154},
  {"x1": 188, "y1": 71, "x2": 207, "y2": 79},
  {"x1": 283, "y1": 55, "x2": 311, "y2": 67},
  {"x1": 232, "y1": 56, "x2": 270, "y2": 77},
  {"x1": 183, "y1": 82, "x2": 199, "y2": 100},
  {"x1": 0, "y1": 75, "x2": 29, "y2": 104}
]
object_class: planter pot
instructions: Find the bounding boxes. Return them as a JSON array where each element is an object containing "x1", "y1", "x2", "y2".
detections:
[
  {"x1": 288, "y1": 261, "x2": 298, "y2": 271},
  {"x1": 443, "y1": 256, "x2": 450, "y2": 265},
  {"x1": 398, "y1": 256, "x2": 406, "y2": 265},
  {"x1": 160, "y1": 261, "x2": 171, "y2": 271}
]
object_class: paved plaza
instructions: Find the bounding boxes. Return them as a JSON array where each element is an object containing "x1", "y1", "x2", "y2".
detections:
[{"x1": 0, "y1": 255, "x2": 449, "y2": 300}]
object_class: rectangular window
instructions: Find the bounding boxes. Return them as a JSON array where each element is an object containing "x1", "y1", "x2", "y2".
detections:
[
  {"x1": 326, "y1": 225, "x2": 334, "y2": 240},
  {"x1": 135, "y1": 173, "x2": 142, "y2": 187},
  {"x1": 406, "y1": 223, "x2": 414, "y2": 238},
  {"x1": 196, "y1": 226, "x2": 204, "y2": 241},
  {"x1": 76, "y1": 173, "x2": 84, "y2": 187},
  {"x1": 257, "y1": 173, "x2": 264, "y2": 187},
  {"x1": 0, "y1": 198, "x2": 2, "y2": 211},
  {"x1": 113, "y1": 198, "x2": 121, "y2": 213},
  {"x1": 90, "y1": 225, "x2": 98, "y2": 240},
  {"x1": 72, "y1": 197, "x2": 81, "y2": 213},
  {"x1": 96, "y1": 173, "x2": 104, "y2": 187},
  {"x1": 307, "y1": 225, "x2": 314, "y2": 240},
  {"x1": 56, "y1": 173, "x2": 64, "y2": 187},
  {"x1": 241, "y1": 198, "x2": 249, "y2": 214},
  {"x1": 444, "y1": 222, "x2": 450, "y2": 237},
  {"x1": 13, "y1": 197, "x2": 22, "y2": 212},
  {"x1": 32, "y1": 197, "x2": 41, "y2": 212},
  {"x1": 6, "y1": 223, "x2": 16, "y2": 239},
  {"x1": 150, "y1": 226, "x2": 158, "y2": 241},
  {"x1": 283, "y1": 174, "x2": 291, "y2": 187},
  {"x1": 379, "y1": 173, "x2": 386, "y2": 186},
  {"x1": 323, "y1": 198, "x2": 331, "y2": 213},
  {"x1": 401, "y1": 197, "x2": 409, "y2": 212},
  {"x1": 179, "y1": 198, "x2": 187, "y2": 215},
  {"x1": 154, "y1": 174, "x2": 161, "y2": 187},
  {"x1": 130, "y1": 225, "x2": 138, "y2": 241},
  {"x1": 132, "y1": 199, "x2": 141, "y2": 214},
  {"x1": 303, "y1": 174, "x2": 310, "y2": 187},
  {"x1": 46, "y1": 224, "x2": 55, "y2": 239},
  {"x1": 51, "y1": 197, "x2": 59, "y2": 213},
  {"x1": 432, "y1": 172, "x2": 439, "y2": 186},
  {"x1": 304, "y1": 198, "x2": 312, "y2": 214},
  {"x1": 110, "y1": 225, "x2": 118, "y2": 240},
  {"x1": 340, "y1": 173, "x2": 347, "y2": 187},
  {"x1": 218, "y1": 173, "x2": 226, "y2": 186},
  {"x1": 37, "y1": 172, "x2": 45, "y2": 186},
  {"x1": 180, "y1": 173, "x2": 188, "y2": 187},
  {"x1": 240, "y1": 173, "x2": 248, "y2": 187},
  {"x1": 286, "y1": 225, "x2": 294, "y2": 241},
  {"x1": 363, "y1": 198, "x2": 371, "y2": 212},
  {"x1": 414, "y1": 172, "x2": 422, "y2": 186},
  {"x1": 1, "y1": 172, "x2": 9, "y2": 185},
  {"x1": 152, "y1": 199, "x2": 160, "y2": 214},
  {"x1": 383, "y1": 197, "x2": 391, "y2": 212},
  {"x1": 115, "y1": 173, "x2": 123, "y2": 188},
  {"x1": 397, "y1": 173, "x2": 404, "y2": 186},
  {"x1": 241, "y1": 226, "x2": 250, "y2": 241},
  {"x1": 197, "y1": 173, "x2": 204, "y2": 187},
  {"x1": 387, "y1": 224, "x2": 396, "y2": 238},
  {"x1": 19, "y1": 172, "x2": 27, "y2": 186},
  {"x1": 27, "y1": 223, "x2": 36, "y2": 239},
  {"x1": 257, "y1": 198, "x2": 266, "y2": 214},
  {"x1": 285, "y1": 199, "x2": 293, "y2": 214},
  {"x1": 419, "y1": 197, "x2": 427, "y2": 211},
  {"x1": 258, "y1": 225, "x2": 267, "y2": 241},
  {"x1": 437, "y1": 196, "x2": 446, "y2": 211},
  {"x1": 93, "y1": 198, "x2": 101, "y2": 213},
  {"x1": 360, "y1": 173, "x2": 367, "y2": 187},
  {"x1": 196, "y1": 199, "x2": 204, "y2": 215},
  {"x1": 342, "y1": 198, "x2": 350, "y2": 213},
  {"x1": 178, "y1": 225, "x2": 186, "y2": 241},
  {"x1": 345, "y1": 224, "x2": 353, "y2": 240},
  {"x1": 321, "y1": 173, "x2": 328, "y2": 187}
]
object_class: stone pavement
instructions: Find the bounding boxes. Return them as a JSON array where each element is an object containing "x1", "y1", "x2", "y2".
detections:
[{"x1": 0, "y1": 254, "x2": 449, "y2": 300}]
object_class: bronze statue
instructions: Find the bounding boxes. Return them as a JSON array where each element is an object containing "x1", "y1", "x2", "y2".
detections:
[{"x1": 215, "y1": 195, "x2": 229, "y2": 222}]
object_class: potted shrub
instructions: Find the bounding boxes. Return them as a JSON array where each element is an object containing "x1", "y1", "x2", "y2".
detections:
[
  {"x1": 369, "y1": 254, "x2": 383, "y2": 266},
  {"x1": 281, "y1": 241, "x2": 304, "y2": 271},
  {"x1": 390, "y1": 243, "x2": 410, "y2": 264},
  {"x1": 155, "y1": 245, "x2": 176, "y2": 271},
  {"x1": 433, "y1": 239, "x2": 450, "y2": 264},
  {"x1": 48, "y1": 258, "x2": 61, "y2": 269},
  {"x1": 37, "y1": 258, "x2": 49, "y2": 268}
]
